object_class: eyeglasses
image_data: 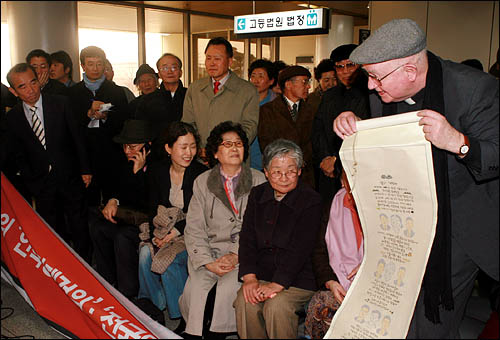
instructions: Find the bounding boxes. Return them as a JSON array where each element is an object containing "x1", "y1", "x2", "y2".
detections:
[
  {"x1": 159, "y1": 65, "x2": 180, "y2": 72},
  {"x1": 335, "y1": 62, "x2": 356, "y2": 69},
  {"x1": 291, "y1": 78, "x2": 312, "y2": 85},
  {"x1": 220, "y1": 140, "x2": 244, "y2": 148},
  {"x1": 362, "y1": 63, "x2": 407, "y2": 86},
  {"x1": 269, "y1": 169, "x2": 298, "y2": 179},
  {"x1": 123, "y1": 144, "x2": 143, "y2": 151}
]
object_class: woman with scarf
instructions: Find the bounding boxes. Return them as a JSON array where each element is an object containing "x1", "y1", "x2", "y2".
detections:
[{"x1": 178, "y1": 121, "x2": 266, "y2": 339}]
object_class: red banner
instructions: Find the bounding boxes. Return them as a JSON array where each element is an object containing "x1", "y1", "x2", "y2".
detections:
[{"x1": 1, "y1": 172, "x2": 180, "y2": 339}]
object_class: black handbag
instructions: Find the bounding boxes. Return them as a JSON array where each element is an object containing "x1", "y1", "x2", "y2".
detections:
[{"x1": 113, "y1": 206, "x2": 149, "y2": 226}]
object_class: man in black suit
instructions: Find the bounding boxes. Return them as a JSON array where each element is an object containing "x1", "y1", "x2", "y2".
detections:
[
  {"x1": 5, "y1": 63, "x2": 92, "y2": 263},
  {"x1": 68, "y1": 46, "x2": 129, "y2": 207}
]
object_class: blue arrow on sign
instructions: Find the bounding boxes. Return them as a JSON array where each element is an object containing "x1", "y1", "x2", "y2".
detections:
[{"x1": 237, "y1": 18, "x2": 246, "y2": 30}]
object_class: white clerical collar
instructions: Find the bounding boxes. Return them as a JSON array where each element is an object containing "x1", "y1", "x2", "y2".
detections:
[{"x1": 404, "y1": 97, "x2": 416, "y2": 105}]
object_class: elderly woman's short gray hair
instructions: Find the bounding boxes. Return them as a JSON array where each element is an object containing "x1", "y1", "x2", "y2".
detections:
[{"x1": 262, "y1": 139, "x2": 304, "y2": 170}]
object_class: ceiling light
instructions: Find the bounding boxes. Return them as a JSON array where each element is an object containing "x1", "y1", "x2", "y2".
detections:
[{"x1": 298, "y1": 3, "x2": 320, "y2": 9}]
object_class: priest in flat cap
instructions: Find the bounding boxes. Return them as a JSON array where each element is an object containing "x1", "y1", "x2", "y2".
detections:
[{"x1": 333, "y1": 18, "x2": 499, "y2": 338}]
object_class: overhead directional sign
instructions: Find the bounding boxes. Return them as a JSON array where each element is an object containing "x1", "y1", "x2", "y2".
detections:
[{"x1": 234, "y1": 8, "x2": 330, "y2": 38}]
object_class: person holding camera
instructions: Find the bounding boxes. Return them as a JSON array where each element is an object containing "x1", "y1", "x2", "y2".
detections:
[{"x1": 88, "y1": 119, "x2": 153, "y2": 300}]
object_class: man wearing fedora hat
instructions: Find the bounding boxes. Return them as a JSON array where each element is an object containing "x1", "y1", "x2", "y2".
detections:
[
  {"x1": 89, "y1": 119, "x2": 153, "y2": 299},
  {"x1": 333, "y1": 19, "x2": 498, "y2": 338},
  {"x1": 258, "y1": 65, "x2": 316, "y2": 188}
]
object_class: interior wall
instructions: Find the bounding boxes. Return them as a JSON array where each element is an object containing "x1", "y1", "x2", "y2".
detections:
[
  {"x1": 279, "y1": 35, "x2": 316, "y2": 66},
  {"x1": 490, "y1": 1, "x2": 499, "y2": 67},
  {"x1": 427, "y1": 1, "x2": 494, "y2": 68},
  {"x1": 369, "y1": 1, "x2": 499, "y2": 70},
  {"x1": 369, "y1": 1, "x2": 429, "y2": 33}
]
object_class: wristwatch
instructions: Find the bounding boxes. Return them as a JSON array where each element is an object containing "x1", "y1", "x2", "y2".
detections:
[{"x1": 459, "y1": 135, "x2": 470, "y2": 156}]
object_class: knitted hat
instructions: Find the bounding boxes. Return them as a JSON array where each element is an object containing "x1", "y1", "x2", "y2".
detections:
[
  {"x1": 133, "y1": 64, "x2": 157, "y2": 85},
  {"x1": 350, "y1": 19, "x2": 426, "y2": 64}
]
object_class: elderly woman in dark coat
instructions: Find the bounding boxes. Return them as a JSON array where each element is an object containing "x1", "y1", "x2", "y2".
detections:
[
  {"x1": 234, "y1": 139, "x2": 322, "y2": 339},
  {"x1": 179, "y1": 121, "x2": 266, "y2": 339}
]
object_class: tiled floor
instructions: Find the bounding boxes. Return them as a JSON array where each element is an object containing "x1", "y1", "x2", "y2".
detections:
[{"x1": 0, "y1": 276, "x2": 494, "y2": 339}]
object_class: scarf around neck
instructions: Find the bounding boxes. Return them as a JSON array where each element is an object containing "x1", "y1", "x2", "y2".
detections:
[
  {"x1": 83, "y1": 73, "x2": 105, "y2": 94},
  {"x1": 382, "y1": 51, "x2": 453, "y2": 323}
]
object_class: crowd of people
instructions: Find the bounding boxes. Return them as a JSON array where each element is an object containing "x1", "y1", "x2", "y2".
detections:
[{"x1": 1, "y1": 18, "x2": 498, "y2": 339}]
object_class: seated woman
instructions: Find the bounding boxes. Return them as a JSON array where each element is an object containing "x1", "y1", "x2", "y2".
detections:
[
  {"x1": 179, "y1": 121, "x2": 266, "y2": 339},
  {"x1": 137, "y1": 121, "x2": 207, "y2": 330},
  {"x1": 234, "y1": 139, "x2": 322, "y2": 339},
  {"x1": 304, "y1": 169, "x2": 364, "y2": 339}
]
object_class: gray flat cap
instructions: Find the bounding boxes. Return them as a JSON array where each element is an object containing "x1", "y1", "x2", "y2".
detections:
[{"x1": 350, "y1": 19, "x2": 426, "y2": 64}]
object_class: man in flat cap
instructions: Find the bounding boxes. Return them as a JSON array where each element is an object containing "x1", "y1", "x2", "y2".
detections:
[
  {"x1": 258, "y1": 65, "x2": 316, "y2": 188},
  {"x1": 334, "y1": 18, "x2": 499, "y2": 338},
  {"x1": 312, "y1": 44, "x2": 371, "y2": 204}
]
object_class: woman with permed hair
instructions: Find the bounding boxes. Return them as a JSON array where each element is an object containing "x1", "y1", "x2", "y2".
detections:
[{"x1": 178, "y1": 121, "x2": 266, "y2": 339}]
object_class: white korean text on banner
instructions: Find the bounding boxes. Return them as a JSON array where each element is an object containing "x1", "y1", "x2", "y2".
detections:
[{"x1": 1, "y1": 172, "x2": 180, "y2": 339}]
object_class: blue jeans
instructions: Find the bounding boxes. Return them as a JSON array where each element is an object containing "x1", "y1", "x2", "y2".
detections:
[{"x1": 138, "y1": 245, "x2": 188, "y2": 319}]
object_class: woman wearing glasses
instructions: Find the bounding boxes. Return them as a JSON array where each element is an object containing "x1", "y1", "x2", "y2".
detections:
[
  {"x1": 179, "y1": 121, "x2": 266, "y2": 339},
  {"x1": 234, "y1": 139, "x2": 322, "y2": 339}
]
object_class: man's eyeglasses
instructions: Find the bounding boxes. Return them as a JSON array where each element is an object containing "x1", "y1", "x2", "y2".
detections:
[
  {"x1": 123, "y1": 144, "x2": 144, "y2": 151},
  {"x1": 362, "y1": 63, "x2": 407, "y2": 86},
  {"x1": 269, "y1": 169, "x2": 298, "y2": 179},
  {"x1": 291, "y1": 78, "x2": 312, "y2": 85},
  {"x1": 159, "y1": 65, "x2": 180, "y2": 72},
  {"x1": 220, "y1": 140, "x2": 244, "y2": 148},
  {"x1": 335, "y1": 62, "x2": 356, "y2": 69}
]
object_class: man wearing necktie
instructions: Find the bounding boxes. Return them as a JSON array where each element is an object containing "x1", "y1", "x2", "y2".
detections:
[
  {"x1": 258, "y1": 65, "x2": 317, "y2": 189},
  {"x1": 5, "y1": 63, "x2": 93, "y2": 263},
  {"x1": 182, "y1": 37, "x2": 259, "y2": 163}
]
